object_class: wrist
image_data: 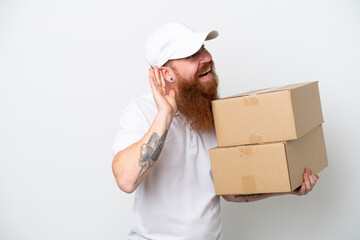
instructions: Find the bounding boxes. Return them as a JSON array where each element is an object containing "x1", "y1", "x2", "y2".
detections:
[{"x1": 155, "y1": 112, "x2": 174, "y2": 126}]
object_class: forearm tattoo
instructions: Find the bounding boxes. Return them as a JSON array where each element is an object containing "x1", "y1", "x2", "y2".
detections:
[
  {"x1": 234, "y1": 193, "x2": 264, "y2": 202},
  {"x1": 133, "y1": 130, "x2": 168, "y2": 186}
]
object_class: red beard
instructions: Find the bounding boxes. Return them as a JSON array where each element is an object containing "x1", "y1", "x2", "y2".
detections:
[{"x1": 174, "y1": 60, "x2": 219, "y2": 133}]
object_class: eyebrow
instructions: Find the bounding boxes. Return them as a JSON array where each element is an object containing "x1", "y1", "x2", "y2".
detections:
[{"x1": 186, "y1": 45, "x2": 205, "y2": 59}]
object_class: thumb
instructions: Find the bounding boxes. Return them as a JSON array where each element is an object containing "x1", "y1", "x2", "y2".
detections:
[{"x1": 168, "y1": 88, "x2": 176, "y2": 98}]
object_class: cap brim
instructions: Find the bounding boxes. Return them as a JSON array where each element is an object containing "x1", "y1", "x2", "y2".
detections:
[{"x1": 169, "y1": 30, "x2": 218, "y2": 60}]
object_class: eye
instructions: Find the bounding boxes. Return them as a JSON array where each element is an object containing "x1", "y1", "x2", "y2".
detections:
[
  {"x1": 186, "y1": 45, "x2": 206, "y2": 60},
  {"x1": 186, "y1": 52, "x2": 196, "y2": 60}
]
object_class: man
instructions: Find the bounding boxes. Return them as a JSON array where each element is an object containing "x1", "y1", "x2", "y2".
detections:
[{"x1": 112, "y1": 22, "x2": 319, "y2": 240}]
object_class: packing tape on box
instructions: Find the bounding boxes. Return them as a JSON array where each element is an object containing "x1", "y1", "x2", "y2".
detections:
[
  {"x1": 249, "y1": 133, "x2": 264, "y2": 143},
  {"x1": 246, "y1": 86, "x2": 282, "y2": 96},
  {"x1": 242, "y1": 175, "x2": 257, "y2": 193},
  {"x1": 237, "y1": 146, "x2": 253, "y2": 157},
  {"x1": 243, "y1": 96, "x2": 258, "y2": 106},
  {"x1": 243, "y1": 86, "x2": 281, "y2": 106}
]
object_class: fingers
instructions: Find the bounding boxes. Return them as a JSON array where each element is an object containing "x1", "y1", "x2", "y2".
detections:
[
  {"x1": 149, "y1": 71, "x2": 156, "y2": 94},
  {"x1": 159, "y1": 67, "x2": 166, "y2": 94},
  {"x1": 149, "y1": 69, "x2": 160, "y2": 96},
  {"x1": 153, "y1": 66, "x2": 162, "y2": 89},
  {"x1": 302, "y1": 168, "x2": 319, "y2": 195},
  {"x1": 298, "y1": 183, "x2": 306, "y2": 195},
  {"x1": 152, "y1": 66, "x2": 168, "y2": 95},
  {"x1": 304, "y1": 169, "x2": 312, "y2": 192},
  {"x1": 309, "y1": 172, "x2": 317, "y2": 186},
  {"x1": 292, "y1": 168, "x2": 320, "y2": 196},
  {"x1": 307, "y1": 168, "x2": 318, "y2": 186},
  {"x1": 168, "y1": 88, "x2": 176, "y2": 98}
]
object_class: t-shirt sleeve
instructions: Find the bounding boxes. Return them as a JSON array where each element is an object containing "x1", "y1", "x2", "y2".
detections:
[{"x1": 112, "y1": 99, "x2": 151, "y2": 157}]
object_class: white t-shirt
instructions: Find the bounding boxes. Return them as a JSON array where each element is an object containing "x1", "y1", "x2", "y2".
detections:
[{"x1": 112, "y1": 93, "x2": 222, "y2": 240}]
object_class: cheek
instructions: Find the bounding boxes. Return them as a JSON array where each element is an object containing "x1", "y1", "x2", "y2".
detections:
[
  {"x1": 188, "y1": 65, "x2": 199, "y2": 77},
  {"x1": 175, "y1": 61, "x2": 199, "y2": 79}
]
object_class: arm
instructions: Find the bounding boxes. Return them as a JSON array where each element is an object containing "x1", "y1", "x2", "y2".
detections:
[
  {"x1": 222, "y1": 168, "x2": 319, "y2": 202},
  {"x1": 112, "y1": 66, "x2": 177, "y2": 193}
]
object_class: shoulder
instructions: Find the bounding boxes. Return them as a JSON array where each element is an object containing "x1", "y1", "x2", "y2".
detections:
[
  {"x1": 112, "y1": 93, "x2": 156, "y2": 156},
  {"x1": 126, "y1": 93, "x2": 156, "y2": 114},
  {"x1": 117, "y1": 92, "x2": 159, "y2": 129},
  {"x1": 122, "y1": 92, "x2": 157, "y2": 121}
]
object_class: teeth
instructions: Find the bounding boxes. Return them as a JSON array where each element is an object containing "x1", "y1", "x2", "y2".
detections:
[{"x1": 200, "y1": 68, "x2": 211, "y2": 76}]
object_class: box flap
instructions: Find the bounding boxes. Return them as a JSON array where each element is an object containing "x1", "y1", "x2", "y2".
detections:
[{"x1": 216, "y1": 81, "x2": 318, "y2": 100}]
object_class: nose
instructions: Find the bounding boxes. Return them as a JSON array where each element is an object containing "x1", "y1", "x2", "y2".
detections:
[{"x1": 198, "y1": 48, "x2": 212, "y2": 64}]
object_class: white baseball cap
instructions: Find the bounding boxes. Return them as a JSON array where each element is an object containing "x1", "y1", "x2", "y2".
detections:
[{"x1": 145, "y1": 22, "x2": 218, "y2": 67}]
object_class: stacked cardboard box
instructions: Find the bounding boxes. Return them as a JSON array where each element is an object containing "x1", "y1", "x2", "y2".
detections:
[{"x1": 209, "y1": 81, "x2": 328, "y2": 195}]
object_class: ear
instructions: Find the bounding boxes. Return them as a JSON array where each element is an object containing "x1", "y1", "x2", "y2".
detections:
[{"x1": 160, "y1": 66, "x2": 174, "y2": 83}]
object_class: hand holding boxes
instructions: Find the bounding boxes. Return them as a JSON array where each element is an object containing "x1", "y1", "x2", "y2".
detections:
[{"x1": 209, "y1": 81, "x2": 328, "y2": 195}]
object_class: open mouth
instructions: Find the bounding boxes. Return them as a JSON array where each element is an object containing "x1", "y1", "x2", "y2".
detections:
[{"x1": 199, "y1": 68, "x2": 212, "y2": 78}]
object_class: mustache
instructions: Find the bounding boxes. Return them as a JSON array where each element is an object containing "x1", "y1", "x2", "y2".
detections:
[{"x1": 195, "y1": 60, "x2": 214, "y2": 79}]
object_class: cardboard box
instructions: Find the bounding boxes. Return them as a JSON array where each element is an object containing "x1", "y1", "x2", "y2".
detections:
[
  {"x1": 209, "y1": 125, "x2": 328, "y2": 195},
  {"x1": 212, "y1": 81, "x2": 324, "y2": 147}
]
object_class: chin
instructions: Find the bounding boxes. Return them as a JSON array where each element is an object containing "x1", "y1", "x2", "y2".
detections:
[{"x1": 200, "y1": 77, "x2": 214, "y2": 88}]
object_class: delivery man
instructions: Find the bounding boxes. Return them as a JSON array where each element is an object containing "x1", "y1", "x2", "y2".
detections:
[{"x1": 112, "y1": 22, "x2": 319, "y2": 240}]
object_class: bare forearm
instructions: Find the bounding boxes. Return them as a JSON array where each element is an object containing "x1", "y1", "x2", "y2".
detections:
[
  {"x1": 112, "y1": 113, "x2": 173, "y2": 193},
  {"x1": 222, "y1": 192, "x2": 287, "y2": 202}
]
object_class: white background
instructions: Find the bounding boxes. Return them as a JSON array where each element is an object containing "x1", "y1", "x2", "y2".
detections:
[{"x1": 1, "y1": 0, "x2": 359, "y2": 239}]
